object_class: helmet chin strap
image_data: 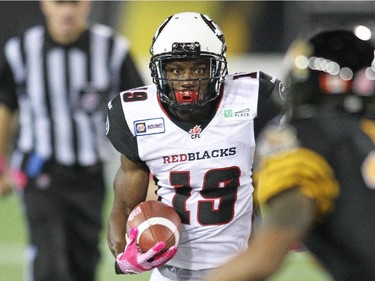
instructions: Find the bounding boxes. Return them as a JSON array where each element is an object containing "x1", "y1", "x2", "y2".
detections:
[{"x1": 175, "y1": 90, "x2": 198, "y2": 104}]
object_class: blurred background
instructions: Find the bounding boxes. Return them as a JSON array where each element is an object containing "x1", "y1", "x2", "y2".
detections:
[
  {"x1": 1, "y1": 1, "x2": 374, "y2": 280},
  {"x1": 2, "y1": 1, "x2": 375, "y2": 81}
]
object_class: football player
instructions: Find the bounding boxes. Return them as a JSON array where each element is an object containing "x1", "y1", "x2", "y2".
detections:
[
  {"x1": 204, "y1": 29, "x2": 375, "y2": 281},
  {"x1": 105, "y1": 12, "x2": 283, "y2": 280}
]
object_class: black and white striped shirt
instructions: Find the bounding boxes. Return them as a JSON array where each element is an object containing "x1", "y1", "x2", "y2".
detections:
[{"x1": 0, "y1": 24, "x2": 144, "y2": 168}]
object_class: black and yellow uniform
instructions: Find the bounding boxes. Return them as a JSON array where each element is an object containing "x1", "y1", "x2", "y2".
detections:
[{"x1": 255, "y1": 109, "x2": 375, "y2": 280}]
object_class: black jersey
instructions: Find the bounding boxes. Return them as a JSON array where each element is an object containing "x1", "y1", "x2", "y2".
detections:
[
  {"x1": 255, "y1": 109, "x2": 375, "y2": 280},
  {"x1": 0, "y1": 24, "x2": 144, "y2": 169}
]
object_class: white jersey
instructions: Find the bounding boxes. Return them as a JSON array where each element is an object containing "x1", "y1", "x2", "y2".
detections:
[{"x1": 107, "y1": 72, "x2": 281, "y2": 270}]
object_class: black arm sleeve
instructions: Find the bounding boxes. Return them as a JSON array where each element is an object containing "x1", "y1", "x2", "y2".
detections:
[
  {"x1": 119, "y1": 53, "x2": 145, "y2": 92},
  {"x1": 106, "y1": 94, "x2": 145, "y2": 166},
  {"x1": 254, "y1": 72, "x2": 283, "y2": 138}
]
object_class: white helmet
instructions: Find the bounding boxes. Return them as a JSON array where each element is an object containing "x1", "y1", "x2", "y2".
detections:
[{"x1": 149, "y1": 12, "x2": 228, "y2": 110}]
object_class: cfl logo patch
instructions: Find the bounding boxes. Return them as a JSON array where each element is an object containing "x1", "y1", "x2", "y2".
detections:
[{"x1": 189, "y1": 125, "x2": 201, "y2": 139}]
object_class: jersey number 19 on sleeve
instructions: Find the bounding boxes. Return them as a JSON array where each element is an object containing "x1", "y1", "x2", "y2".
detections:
[{"x1": 122, "y1": 90, "x2": 147, "y2": 102}]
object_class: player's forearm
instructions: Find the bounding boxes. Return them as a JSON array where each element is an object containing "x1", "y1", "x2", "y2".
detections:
[
  {"x1": 206, "y1": 189, "x2": 314, "y2": 281},
  {"x1": 108, "y1": 156, "x2": 149, "y2": 256},
  {"x1": 205, "y1": 251, "x2": 267, "y2": 281},
  {"x1": 107, "y1": 208, "x2": 128, "y2": 257},
  {"x1": 108, "y1": 169, "x2": 132, "y2": 256},
  {"x1": 205, "y1": 227, "x2": 296, "y2": 281}
]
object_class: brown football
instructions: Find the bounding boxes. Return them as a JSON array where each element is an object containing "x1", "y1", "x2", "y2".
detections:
[{"x1": 127, "y1": 200, "x2": 182, "y2": 253}]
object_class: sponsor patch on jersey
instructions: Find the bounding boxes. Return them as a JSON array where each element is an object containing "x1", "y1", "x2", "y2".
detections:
[
  {"x1": 134, "y1": 118, "x2": 165, "y2": 136},
  {"x1": 223, "y1": 106, "x2": 254, "y2": 121}
]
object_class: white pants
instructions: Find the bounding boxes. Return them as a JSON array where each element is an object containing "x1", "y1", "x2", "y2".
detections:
[{"x1": 150, "y1": 265, "x2": 212, "y2": 281}]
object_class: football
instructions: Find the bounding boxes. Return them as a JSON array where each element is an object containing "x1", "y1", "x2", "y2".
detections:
[{"x1": 127, "y1": 200, "x2": 182, "y2": 254}]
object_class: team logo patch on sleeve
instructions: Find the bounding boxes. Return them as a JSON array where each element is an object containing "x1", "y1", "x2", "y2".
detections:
[{"x1": 134, "y1": 118, "x2": 165, "y2": 136}]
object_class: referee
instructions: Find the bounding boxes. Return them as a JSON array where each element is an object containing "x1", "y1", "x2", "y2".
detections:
[{"x1": 0, "y1": 1, "x2": 144, "y2": 281}]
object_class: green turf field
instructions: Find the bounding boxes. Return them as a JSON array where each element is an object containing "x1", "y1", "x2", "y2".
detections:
[{"x1": 0, "y1": 191, "x2": 332, "y2": 281}]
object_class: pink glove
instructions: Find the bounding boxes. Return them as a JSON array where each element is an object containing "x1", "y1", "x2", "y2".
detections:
[{"x1": 115, "y1": 227, "x2": 177, "y2": 274}]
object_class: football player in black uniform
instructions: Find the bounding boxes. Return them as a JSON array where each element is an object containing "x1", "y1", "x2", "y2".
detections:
[{"x1": 205, "y1": 29, "x2": 375, "y2": 281}]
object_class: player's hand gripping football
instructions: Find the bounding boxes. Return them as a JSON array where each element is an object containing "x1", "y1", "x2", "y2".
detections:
[{"x1": 115, "y1": 227, "x2": 177, "y2": 274}]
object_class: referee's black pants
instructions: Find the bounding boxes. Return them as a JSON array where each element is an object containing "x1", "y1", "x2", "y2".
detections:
[{"x1": 22, "y1": 162, "x2": 105, "y2": 281}]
